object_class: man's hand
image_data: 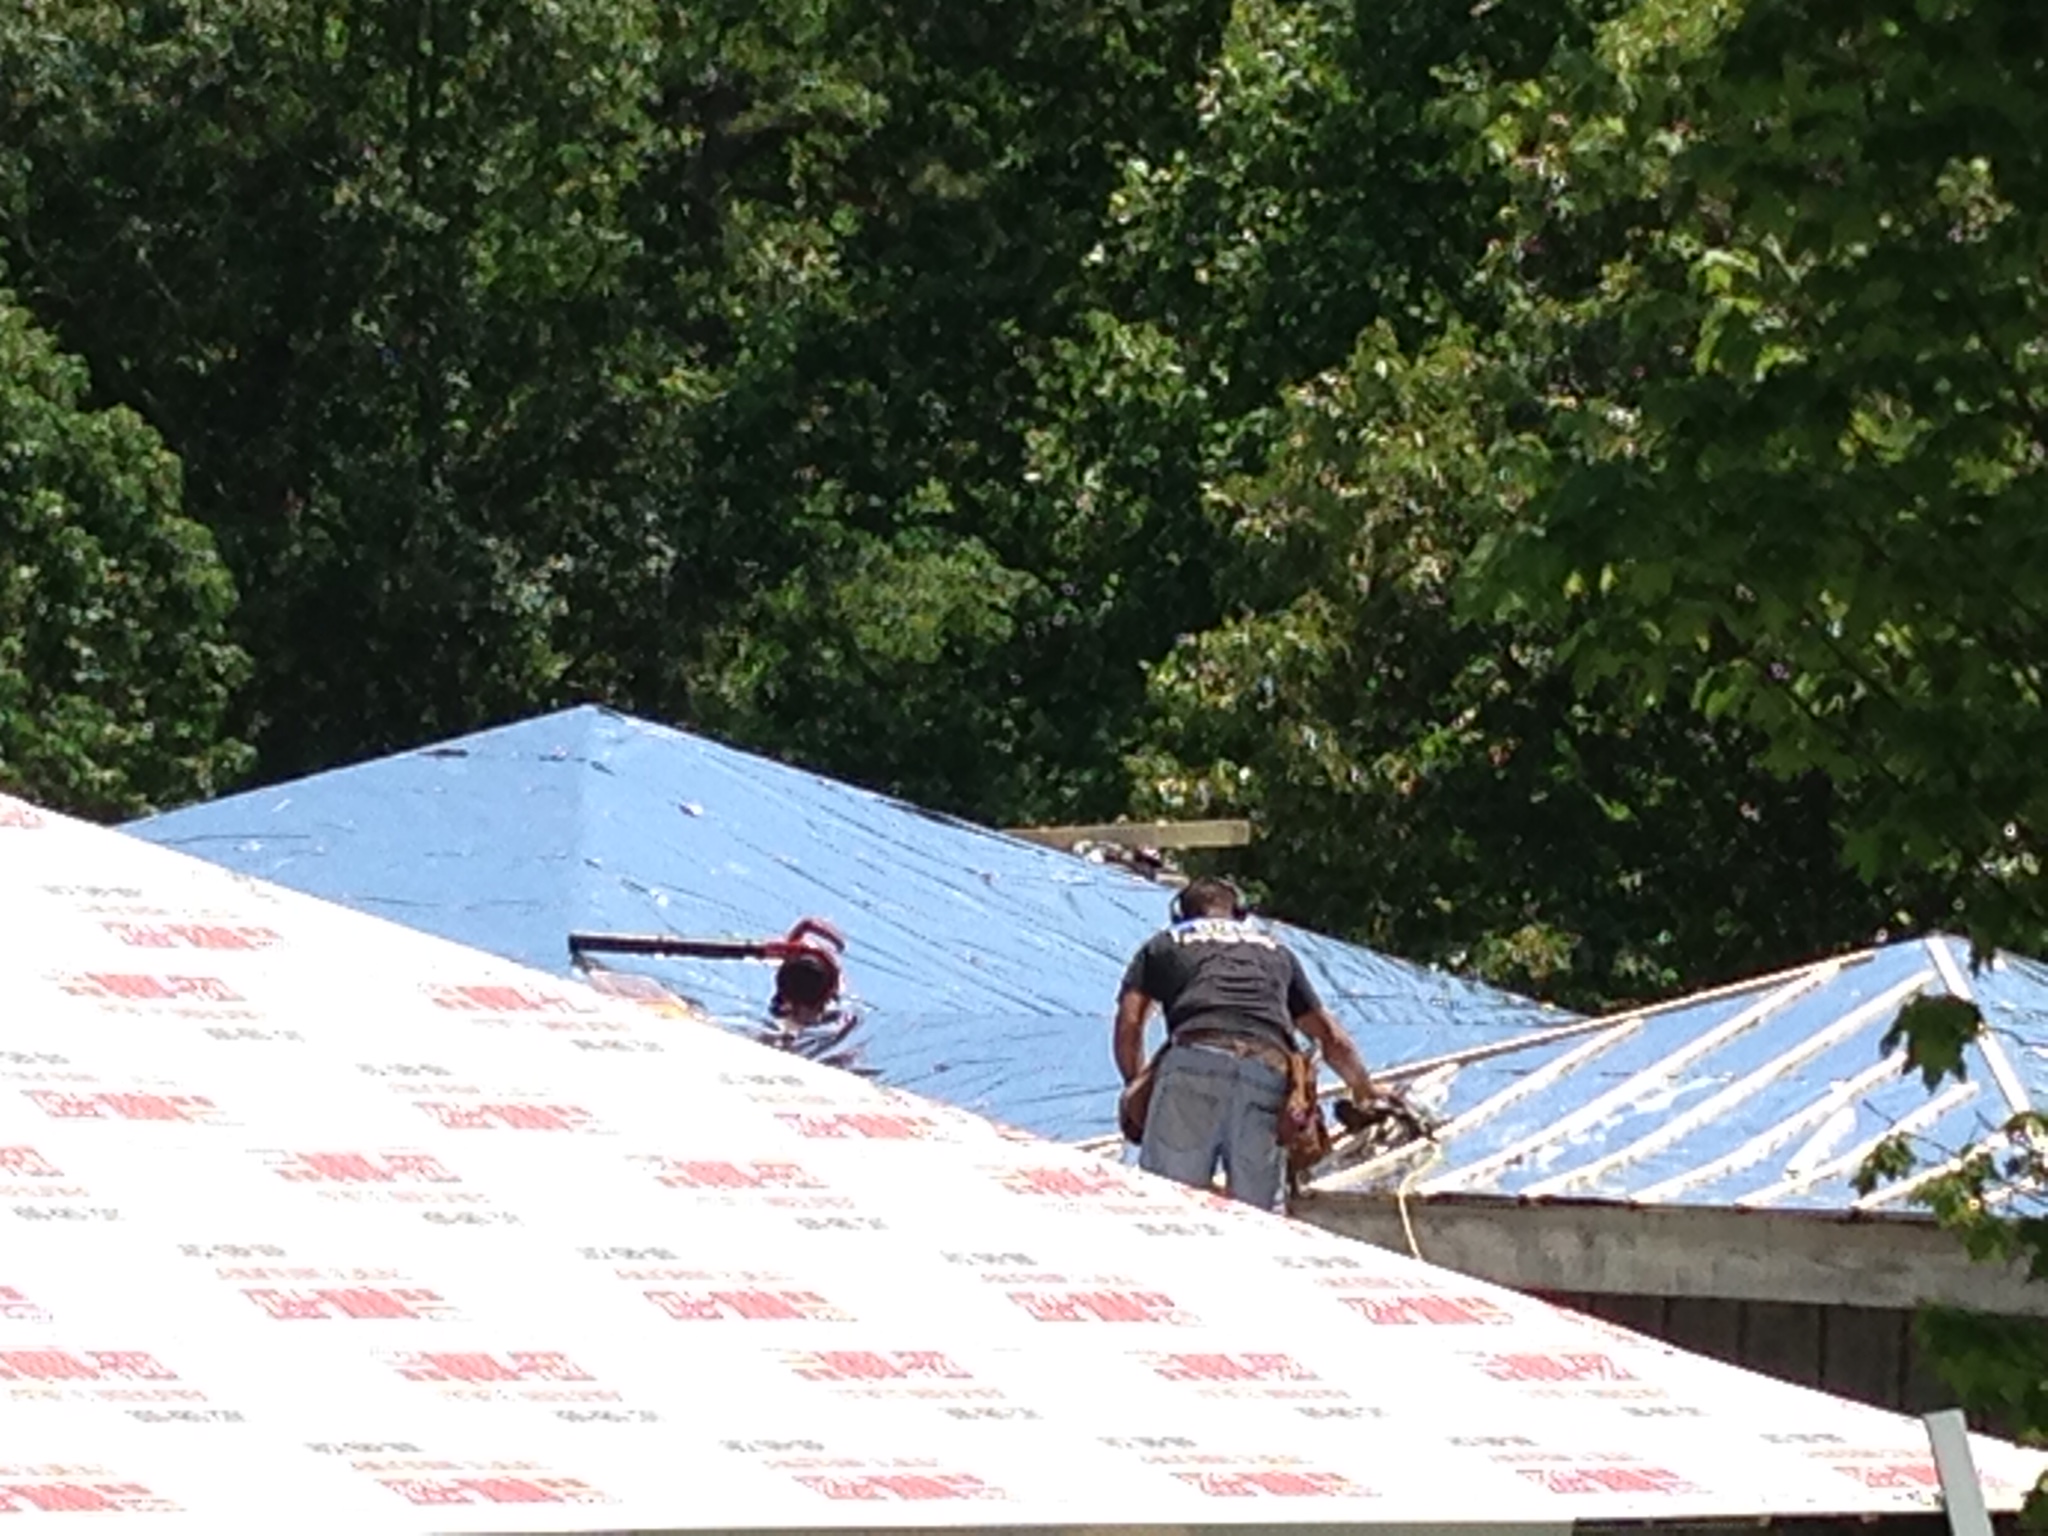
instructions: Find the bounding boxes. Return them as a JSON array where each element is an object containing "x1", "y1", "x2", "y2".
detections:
[
  {"x1": 1333, "y1": 1087, "x2": 1436, "y2": 1145},
  {"x1": 1332, "y1": 1098, "x2": 1374, "y2": 1135}
]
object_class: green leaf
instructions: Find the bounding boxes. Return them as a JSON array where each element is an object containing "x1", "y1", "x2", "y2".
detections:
[
  {"x1": 1853, "y1": 1132, "x2": 1918, "y2": 1197},
  {"x1": 1882, "y1": 994, "x2": 1984, "y2": 1091}
]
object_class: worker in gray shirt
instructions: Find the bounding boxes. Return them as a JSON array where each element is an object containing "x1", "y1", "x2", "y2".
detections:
[{"x1": 1113, "y1": 877, "x2": 1376, "y2": 1210}]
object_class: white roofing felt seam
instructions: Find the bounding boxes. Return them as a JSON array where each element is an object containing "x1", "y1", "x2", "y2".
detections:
[
  {"x1": 1516, "y1": 970, "x2": 1938, "y2": 1199},
  {"x1": 1422, "y1": 966, "x2": 1842, "y2": 1196},
  {"x1": 1425, "y1": 1020, "x2": 1645, "y2": 1141},
  {"x1": 1926, "y1": 938, "x2": 2035, "y2": 1120},
  {"x1": 1738, "y1": 1080, "x2": 1983, "y2": 1209},
  {"x1": 1630, "y1": 1049, "x2": 1913, "y2": 1206},
  {"x1": 1979, "y1": 1029, "x2": 2036, "y2": 1120},
  {"x1": 1928, "y1": 936, "x2": 1977, "y2": 1004},
  {"x1": 1375, "y1": 1013, "x2": 1627, "y2": 1084},
  {"x1": 3, "y1": 792, "x2": 2046, "y2": 1531}
]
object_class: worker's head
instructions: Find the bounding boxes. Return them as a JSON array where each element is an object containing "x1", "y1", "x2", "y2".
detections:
[
  {"x1": 1172, "y1": 876, "x2": 1246, "y2": 922},
  {"x1": 772, "y1": 950, "x2": 840, "y2": 1025}
]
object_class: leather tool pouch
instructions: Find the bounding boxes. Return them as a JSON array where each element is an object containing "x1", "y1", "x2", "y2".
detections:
[{"x1": 1280, "y1": 1048, "x2": 1332, "y2": 1189}]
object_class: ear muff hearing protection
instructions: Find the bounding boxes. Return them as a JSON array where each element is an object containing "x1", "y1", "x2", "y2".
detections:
[{"x1": 1170, "y1": 881, "x2": 1248, "y2": 923}]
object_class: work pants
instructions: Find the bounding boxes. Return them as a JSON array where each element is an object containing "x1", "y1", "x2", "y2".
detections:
[{"x1": 1137, "y1": 1041, "x2": 1287, "y2": 1211}]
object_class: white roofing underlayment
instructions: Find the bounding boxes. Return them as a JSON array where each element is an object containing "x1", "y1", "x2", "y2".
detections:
[{"x1": 1, "y1": 793, "x2": 2042, "y2": 1533}]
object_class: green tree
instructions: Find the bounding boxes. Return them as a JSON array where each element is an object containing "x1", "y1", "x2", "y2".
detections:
[
  {"x1": 1127, "y1": 324, "x2": 1940, "y2": 1005},
  {"x1": 1453, "y1": 0, "x2": 2048, "y2": 964},
  {"x1": 0, "y1": 0, "x2": 841, "y2": 775},
  {"x1": 671, "y1": 0, "x2": 1238, "y2": 820},
  {"x1": 1040, "y1": 0, "x2": 1918, "y2": 1004},
  {"x1": 0, "y1": 0, "x2": 1233, "y2": 825},
  {"x1": 0, "y1": 291, "x2": 248, "y2": 817}
]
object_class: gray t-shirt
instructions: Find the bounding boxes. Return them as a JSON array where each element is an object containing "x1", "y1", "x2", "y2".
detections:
[{"x1": 1120, "y1": 919, "x2": 1323, "y2": 1050}]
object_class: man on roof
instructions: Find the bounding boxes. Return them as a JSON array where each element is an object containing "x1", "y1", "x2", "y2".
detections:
[{"x1": 1113, "y1": 876, "x2": 1376, "y2": 1210}]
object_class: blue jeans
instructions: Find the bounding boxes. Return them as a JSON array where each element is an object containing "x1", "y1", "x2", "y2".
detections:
[{"x1": 1139, "y1": 1043, "x2": 1288, "y2": 1211}]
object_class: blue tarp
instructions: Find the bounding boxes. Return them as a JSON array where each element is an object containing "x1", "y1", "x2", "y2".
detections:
[{"x1": 131, "y1": 706, "x2": 1561, "y2": 1142}]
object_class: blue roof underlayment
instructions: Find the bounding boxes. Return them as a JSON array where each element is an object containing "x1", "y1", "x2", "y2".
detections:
[
  {"x1": 129, "y1": 706, "x2": 1559, "y2": 1143},
  {"x1": 1320, "y1": 934, "x2": 2048, "y2": 1214}
]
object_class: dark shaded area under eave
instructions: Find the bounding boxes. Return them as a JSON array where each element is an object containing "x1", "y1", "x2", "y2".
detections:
[{"x1": 128, "y1": 705, "x2": 1566, "y2": 1141}]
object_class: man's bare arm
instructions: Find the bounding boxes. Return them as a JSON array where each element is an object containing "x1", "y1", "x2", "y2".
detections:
[
  {"x1": 1114, "y1": 988, "x2": 1154, "y2": 1083},
  {"x1": 1295, "y1": 1007, "x2": 1374, "y2": 1101}
]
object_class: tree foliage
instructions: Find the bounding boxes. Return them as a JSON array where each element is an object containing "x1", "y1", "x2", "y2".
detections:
[
  {"x1": 1128, "y1": 324, "x2": 1940, "y2": 1005},
  {"x1": 0, "y1": 0, "x2": 1227, "y2": 819},
  {"x1": 0, "y1": 290, "x2": 248, "y2": 817},
  {"x1": 1451, "y1": 0, "x2": 2048, "y2": 963},
  {"x1": 1096, "y1": 0, "x2": 1967, "y2": 1003},
  {"x1": 2, "y1": 0, "x2": 865, "y2": 772},
  {"x1": 1859, "y1": 1116, "x2": 2048, "y2": 1486}
]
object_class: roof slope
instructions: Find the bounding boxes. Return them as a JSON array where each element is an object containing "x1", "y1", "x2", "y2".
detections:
[
  {"x1": 1320, "y1": 935, "x2": 2048, "y2": 1212},
  {"x1": 130, "y1": 705, "x2": 1561, "y2": 1142},
  {"x1": 5, "y1": 790, "x2": 2043, "y2": 1530}
]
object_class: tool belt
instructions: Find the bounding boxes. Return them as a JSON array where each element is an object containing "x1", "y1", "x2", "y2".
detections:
[{"x1": 1119, "y1": 1029, "x2": 1333, "y2": 1190}]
